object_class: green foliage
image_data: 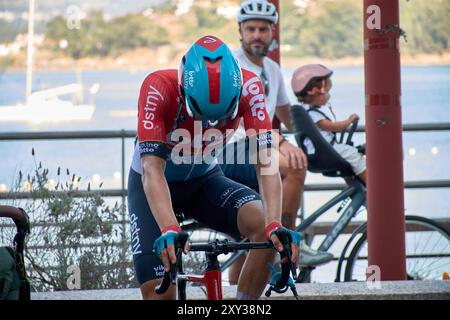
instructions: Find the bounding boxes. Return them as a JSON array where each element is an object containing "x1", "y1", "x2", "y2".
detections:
[
  {"x1": 281, "y1": 0, "x2": 363, "y2": 58},
  {"x1": 41, "y1": 0, "x2": 448, "y2": 60},
  {"x1": 5, "y1": 149, "x2": 134, "y2": 291},
  {"x1": 400, "y1": 0, "x2": 450, "y2": 54},
  {"x1": 181, "y1": 5, "x2": 238, "y2": 45},
  {"x1": 45, "y1": 11, "x2": 170, "y2": 59}
]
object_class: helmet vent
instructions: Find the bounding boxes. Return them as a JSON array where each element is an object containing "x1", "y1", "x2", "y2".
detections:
[{"x1": 188, "y1": 95, "x2": 203, "y2": 116}]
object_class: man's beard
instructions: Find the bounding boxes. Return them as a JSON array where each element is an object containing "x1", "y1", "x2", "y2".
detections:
[{"x1": 242, "y1": 40, "x2": 271, "y2": 57}]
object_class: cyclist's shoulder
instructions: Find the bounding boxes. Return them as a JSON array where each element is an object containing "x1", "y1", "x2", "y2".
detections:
[
  {"x1": 139, "y1": 69, "x2": 179, "y2": 103},
  {"x1": 141, "y1": 69, "x2": 178, "y2": 88},
  {"x1": 262, "y1": 57, "x2": 282, "y2": 78},
  {"x1": 263, "y1": 56, "x2": 280, "y2": 69}
]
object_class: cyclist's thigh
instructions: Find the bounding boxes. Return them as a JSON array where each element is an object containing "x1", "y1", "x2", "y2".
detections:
[
  {"x1": 127, "y1": 168, "x2": 165, "y2": 285},
  {"x1": 190, "y1": 169, "x2": 261, "y2": 237}
]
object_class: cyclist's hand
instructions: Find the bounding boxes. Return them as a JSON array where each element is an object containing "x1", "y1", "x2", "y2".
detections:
[
  {"x1": 279, "y1": 140, "x2": 308, "y2": 170},
  {"x1": 153, "y1": 225, "x2": 189, "y2": 272},
  {"x1": 265, "y1": 222, "x2": 301, "y2": 265}
]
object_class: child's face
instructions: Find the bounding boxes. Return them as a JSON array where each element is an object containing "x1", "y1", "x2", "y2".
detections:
[{"x1": 307, "y1": 78, "x2": 332, "y2": 106}]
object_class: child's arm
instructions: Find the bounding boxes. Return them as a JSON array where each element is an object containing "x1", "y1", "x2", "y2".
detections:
[{"x1": 317, "y1": 114, "x2": 359, "y2": 132}]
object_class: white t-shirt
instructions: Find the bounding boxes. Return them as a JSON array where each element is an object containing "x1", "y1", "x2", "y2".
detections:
[
  {"x1": 229, "y1": 47, "x2": 290, "y2": 143},
  {"x1": 304, "y1": 104, "x2": 336, "y2": 144},
  {"x1": 302, "y1": 104, "x2": 336, "y2": 154}
]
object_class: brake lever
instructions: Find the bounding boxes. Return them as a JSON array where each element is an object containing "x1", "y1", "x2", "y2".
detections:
[
  {"x1": 276, "y1": 229, "x2": 298, "y2": 279},
  {"x1": 155, "y1": 231, "x2": 189, "y2": 295},
  {"x1": 265, "y1": 229, "x2": 299, "y2": 299}
]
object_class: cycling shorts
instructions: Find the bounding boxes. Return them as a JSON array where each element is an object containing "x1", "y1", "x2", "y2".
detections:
[
  {"x1": 219, "y1": 140, "x2": 259, "y2": 193},
  {"x1": 127, "y1": 165, "x2": 261, "y2": 285}
]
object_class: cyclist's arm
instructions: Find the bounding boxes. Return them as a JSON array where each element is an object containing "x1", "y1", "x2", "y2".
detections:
[
  {"x1": 141, "y1": 155, "x2": 178, "y2": 230},
  {"x1": 240, "y1": 70, "x2": 283, "y2": 225},
  {"x1": 255, "y1": 159, "x2": 282, "y2": 225},
  {"x1": 137, "y1": 73, "x2": 179, "y2": 231}
]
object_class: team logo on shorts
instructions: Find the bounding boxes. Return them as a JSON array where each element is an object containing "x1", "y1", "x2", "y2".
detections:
[{"x1": 220, "y1": 187, "x2": 234, "y2": 200}]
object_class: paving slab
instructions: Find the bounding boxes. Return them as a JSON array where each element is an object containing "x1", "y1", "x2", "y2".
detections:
[{"x1": 31, "y1": 281, "x2": 450, "y2": 300}]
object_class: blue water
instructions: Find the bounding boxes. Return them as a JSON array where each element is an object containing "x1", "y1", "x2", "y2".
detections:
[{"x1": 0, "y1": 66, "x2": 449, "y2": 218}]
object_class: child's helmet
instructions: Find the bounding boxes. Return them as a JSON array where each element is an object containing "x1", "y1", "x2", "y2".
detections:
[{"x1": 291, "y1": 64, "x2": 333, "y2": 97}]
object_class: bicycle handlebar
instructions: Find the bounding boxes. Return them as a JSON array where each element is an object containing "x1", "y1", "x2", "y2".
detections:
[
  {"x1": 345, "y1": 118, "x2": 359, "y2": 146},
  {"x1": 339, "y1": 118, "x2": 359, "y2": 146},
  {"x1": 189, "y1": 239, "x2": 273, "y2": 253},
  {"x1": 155, "y1": 230, "x2": 298, "y2": 299}
]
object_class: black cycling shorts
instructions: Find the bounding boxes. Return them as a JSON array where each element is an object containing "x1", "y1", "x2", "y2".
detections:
[
  {"x1": 219, "y1": 140, "x2": 259, "y2": 193},
  {"x1": 127, "y1": 165, "x2": 261, "y2": 285}
]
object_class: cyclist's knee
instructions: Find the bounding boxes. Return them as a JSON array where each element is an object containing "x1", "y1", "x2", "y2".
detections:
[
  {"x1": 280, "y1": 166, "x2": 306, "y2": 182},
  {"x1": 140, "y1": 279, "x2": 176, "y2": 300},
  {"x1": 237, "y1": 201, "x2": 266, "y2": 241}
]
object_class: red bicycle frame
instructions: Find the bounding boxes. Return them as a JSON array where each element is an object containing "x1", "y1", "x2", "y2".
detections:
[{"x1": 183, "y1": 270, "x2": 223, "y2": 300}]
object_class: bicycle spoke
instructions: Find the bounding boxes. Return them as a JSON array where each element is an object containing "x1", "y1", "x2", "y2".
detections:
[
  {"x1": 415, "y1": 239, "x2": 450, "y2": 278},
  {"x1": 414, "y1": 224, "x2": 450, "y2": 278},
  {"x1": 346, "y1": 217, "x2": 450, "y2": 282},
  {"x1": 411, "y1": 227, "x2": 423, "y2": 274}
]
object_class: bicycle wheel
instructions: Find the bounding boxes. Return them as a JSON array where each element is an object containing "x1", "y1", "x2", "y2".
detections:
[{"x1": 344, "y1": 215, "x2": 450, "y2": 281}]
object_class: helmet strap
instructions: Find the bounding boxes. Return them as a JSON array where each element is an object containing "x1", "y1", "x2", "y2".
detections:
[{"x1": 185, "y1": 98, "x2": 194, "y2": 118}]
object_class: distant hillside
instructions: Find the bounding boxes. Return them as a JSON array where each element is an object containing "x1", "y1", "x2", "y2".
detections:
[
  {"x1": 0, "y1": 0, "x2": 169, "y2": 42},
  {"x1": 1, "y1": 0, "x2": 449, "y2": 70}
]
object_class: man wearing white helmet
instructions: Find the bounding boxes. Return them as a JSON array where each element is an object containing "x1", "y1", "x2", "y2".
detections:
[{"x1": 221, "y1": 0, "x2": 334, "y2": 283}]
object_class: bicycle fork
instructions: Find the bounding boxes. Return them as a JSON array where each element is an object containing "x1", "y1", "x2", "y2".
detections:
[{"x1": 177, "y1": 252, "x2": 223, "y2": 300}]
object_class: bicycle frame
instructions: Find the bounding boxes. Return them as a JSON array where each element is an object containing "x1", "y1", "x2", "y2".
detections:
[
  {"x1": 296, "y1": 178, "x2": 366, "y2": 282},
  {"x1": 297, "y1": 178, "x2": 366, "y2": 252},
  {"x1": 176, "y1": 252, "x2": 224, "y2": 300}
]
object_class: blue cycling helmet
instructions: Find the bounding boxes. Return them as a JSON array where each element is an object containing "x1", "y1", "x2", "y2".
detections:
[{"x1": 178, "y1": 35, "x2": 243, "y2": 127}]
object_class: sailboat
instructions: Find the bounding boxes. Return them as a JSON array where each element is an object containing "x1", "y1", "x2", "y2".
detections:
[{"x1": 0, "y1": 0, "x2": 95, "y2": 123}]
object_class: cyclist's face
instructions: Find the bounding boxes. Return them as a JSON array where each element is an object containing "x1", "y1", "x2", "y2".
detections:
[{"x1": 240, "y1": 20, "x2": 273, "y2": 57}]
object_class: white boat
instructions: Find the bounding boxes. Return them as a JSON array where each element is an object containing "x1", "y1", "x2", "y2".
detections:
[
  {"x1": 0, "y1": 0, "x2": 96, "y2": 123},
  {"x1": 0, "y1": 84, "x2": 95, "y2": 123}
]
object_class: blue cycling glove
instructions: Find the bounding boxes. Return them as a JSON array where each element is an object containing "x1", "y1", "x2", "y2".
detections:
[
  {"x1": 267, "y1": 264, "x2": 296, "y2": 288},
  {"x1": 153, "y1": 225, "x2": 182, "y2": 256},
  {"x1": 265, "y1": 222, "x2": 302, "y2": 246}
]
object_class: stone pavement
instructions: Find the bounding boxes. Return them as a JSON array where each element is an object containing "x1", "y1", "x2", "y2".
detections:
[{"x1": 31, "y1": 280, "x2": 450, "y2": 300}]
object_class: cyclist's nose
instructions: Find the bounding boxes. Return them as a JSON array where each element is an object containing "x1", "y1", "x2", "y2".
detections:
[{"x1": 252, "y1": 29, "x2": 262, "y2": 40}]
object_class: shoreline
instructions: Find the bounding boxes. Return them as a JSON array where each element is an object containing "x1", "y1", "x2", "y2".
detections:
[{"x1": 2, "y1": 51, "x2": 449, "y2": 73}]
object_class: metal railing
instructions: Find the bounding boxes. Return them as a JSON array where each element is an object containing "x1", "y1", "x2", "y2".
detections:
[
  {"x1": 1, "y1": 124, "x2": 449, "y2": 248},
  {"x1": 1, "y1": 123, "x2": 450, "y2": 200}
]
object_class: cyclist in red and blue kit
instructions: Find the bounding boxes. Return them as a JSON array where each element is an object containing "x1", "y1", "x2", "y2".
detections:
[{"x1": 127, "y1": 35, "x2": 301, "y2": 300}]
